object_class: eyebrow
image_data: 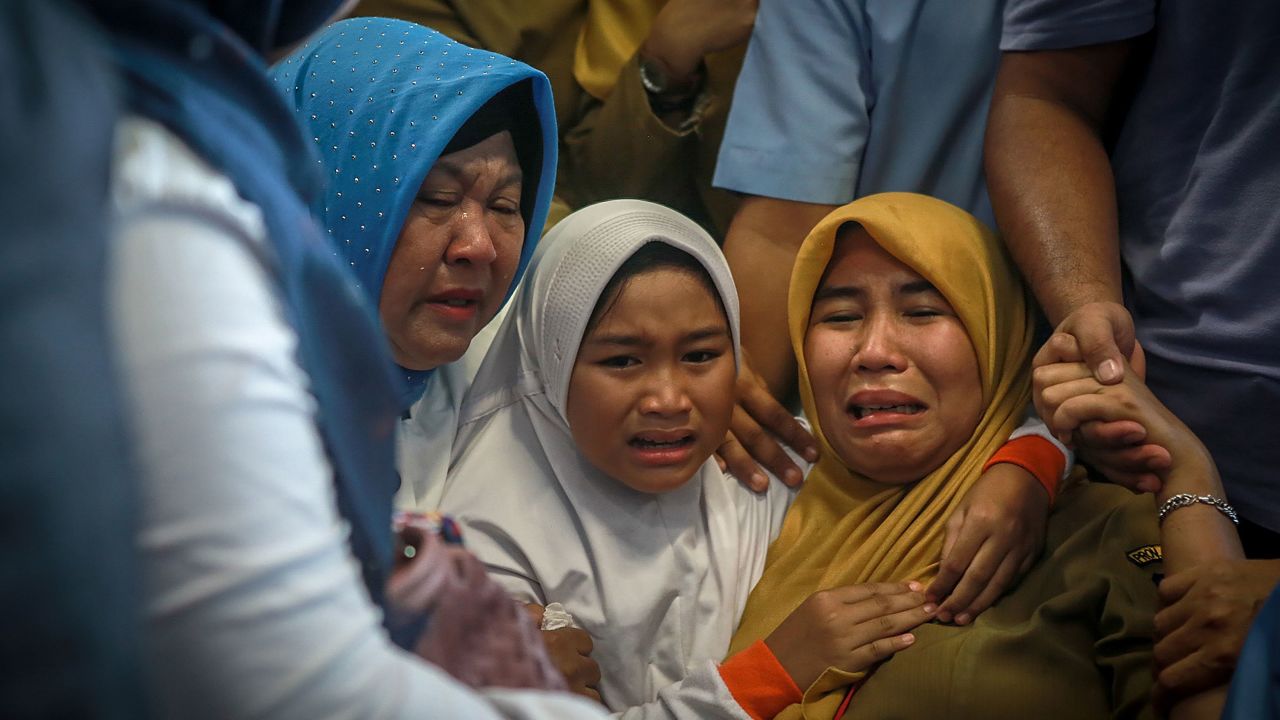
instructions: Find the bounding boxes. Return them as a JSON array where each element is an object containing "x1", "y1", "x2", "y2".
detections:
[
  {"x1": 430, "y1": 159, "x2": 523, "y2": 189},
  {"x1": 586, "y1": 326, "x2": 729, "y2": 347},
  {"x1": 900, "y1": 279, "x2": 940, "y2": 296},
  {"x1": 813, "y1": 278, "x2": 940, "y2": 302}
]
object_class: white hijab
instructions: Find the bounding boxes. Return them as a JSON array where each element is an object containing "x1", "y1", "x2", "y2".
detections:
[
  {"x1": 395, "y1": 310, "x2": 506, "y2": 512},
  {"x1": 440, "y1": 200, "x2": 793, "y2": 711}
]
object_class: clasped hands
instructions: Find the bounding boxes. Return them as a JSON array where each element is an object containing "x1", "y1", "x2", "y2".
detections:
[{"x1": 1032, "y1": 301, "x2": 1280, "y2": 704}]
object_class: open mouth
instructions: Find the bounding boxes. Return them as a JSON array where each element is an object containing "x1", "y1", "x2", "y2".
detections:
[
  {"x1": 629, "y1": 434, "x2": 695, "y2": 450},
  {"x1": 848, "y1": 403, "x2": 925, "y2": 419},
  {"x1": 423, "y1": 288, "x2": 483, "y2": 320}
]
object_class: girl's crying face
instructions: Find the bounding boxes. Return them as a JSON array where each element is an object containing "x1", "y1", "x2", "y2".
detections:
[{"x1": 566, "y1": 267, "x2": 736, "y2": 494}]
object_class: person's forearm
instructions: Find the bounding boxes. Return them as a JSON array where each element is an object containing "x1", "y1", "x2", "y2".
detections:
[
  {"x1": 1156, "y1": 454, "x2": 1243, "y2": 575},
  {"x1": 1156, "y1": 454, "x2": 1243, "y2": 720},
  {"x1": 984, "y1": 47, "x2": 1132, "y2": 326},
  {"x1": 722, "y1": 196, "x2": 836, "y2": 399},
  {"x1": 559, "y1": 53, "x2": 701, "y2": 213},
  {"x1": 986, "y1": 96, "x2": 1121, "y2": 324},
  {"x1": 641, "y1": 0, "x2": 755, "y2": 84}
]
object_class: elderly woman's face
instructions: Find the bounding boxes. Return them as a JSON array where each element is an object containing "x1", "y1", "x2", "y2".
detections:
[
  {"x1": 379, "y1": 131, "x2": 525, "y2": 370},
  {"x1": 804, "y1": 226, "x2": 982, "y2": 485}
]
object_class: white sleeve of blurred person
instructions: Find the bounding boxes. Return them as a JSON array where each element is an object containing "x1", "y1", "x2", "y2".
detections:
[
  {"x1": 607, "y1": 664, "x2": 753, "y2": 720},
  {"x1": 107, "y1": 116, "x2": 607, "y2": 720}
]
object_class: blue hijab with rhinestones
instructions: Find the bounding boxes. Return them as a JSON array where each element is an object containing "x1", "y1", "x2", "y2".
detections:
[
  {"x1": 78, "y1": 0, "x2": 408, "y2": 633},
  {"x1": 272, "y1": 18, "x2": 558, "y2": 407}
]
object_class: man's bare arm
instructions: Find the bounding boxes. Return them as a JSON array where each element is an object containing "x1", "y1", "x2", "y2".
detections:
[
  {"x1": 722, "y1": 195, "x2": 836, "y2": 399},
  {"x1": 984, "y1": 42, "x2": 1135, "y2": 326}
]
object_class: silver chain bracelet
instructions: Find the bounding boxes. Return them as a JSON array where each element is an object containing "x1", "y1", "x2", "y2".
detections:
[{"x1": 1157, "y1": 493, "x2": 1239, "y2": 525}]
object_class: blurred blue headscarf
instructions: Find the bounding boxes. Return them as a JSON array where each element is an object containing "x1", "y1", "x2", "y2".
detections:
[
  {"x1": 78, "y1": 0, "x2": 407, "y2": 626},
  {"x1": 272, "y1": 18, "x2": 558, "y2": 405}
]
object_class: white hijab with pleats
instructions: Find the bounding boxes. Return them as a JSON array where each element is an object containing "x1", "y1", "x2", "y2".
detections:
[{"x1": 440, "y1": 200, "x2": 794, "y2": 711}]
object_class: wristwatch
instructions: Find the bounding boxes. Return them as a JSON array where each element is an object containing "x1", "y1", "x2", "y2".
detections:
[{"x1": 639, "y1": 55, "x2": 705, "y2": 114}]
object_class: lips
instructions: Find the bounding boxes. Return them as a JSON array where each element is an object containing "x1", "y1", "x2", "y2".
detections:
[
  {"x1": 426, "y1": 287, "x2": 482, "y2": 304},
  {"x1": 846, "y1": 390, "x2": 927, "y2": 423},
  {"x1": 628, "y1": 429, "x2": 696, "y2": 466},
  {"x1": 424, "y1": 287, "x2": 483, "y2": 321}
]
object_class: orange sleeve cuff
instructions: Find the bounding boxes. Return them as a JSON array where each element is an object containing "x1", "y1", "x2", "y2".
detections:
[
  {"x1": 718, "y1": 640, "x2": 803, "y2": 720},
  {"x1": 984, "y1": 435, "x2": 1066, "y2": 502}
]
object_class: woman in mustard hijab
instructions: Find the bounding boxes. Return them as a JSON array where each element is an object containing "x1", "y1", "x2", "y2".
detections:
[{"x1": 729, "y1": 193, "x2": 1242, "y2": 719}]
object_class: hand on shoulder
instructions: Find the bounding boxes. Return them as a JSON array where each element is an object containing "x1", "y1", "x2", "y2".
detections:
[
  {"x1": 927, "y1": 463, "x2": 1049, "y2": 625},
  {"x1": 716, "y1": 350, "x2": 818, "y2": 492}
]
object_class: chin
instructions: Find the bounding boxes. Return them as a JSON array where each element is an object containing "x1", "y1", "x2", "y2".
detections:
[
  {"x1": 402, "y1": 337, "x2": 472, "y2": 370},
  {"x1": 833, "y1": 445, "x2": 928, "y2": 485},
  {"x1": 856, "y1": 465, "x2": 923, "y2": 486},
  {"x1": 617, "y1": 468, "x2": 698, "y2": 495}
]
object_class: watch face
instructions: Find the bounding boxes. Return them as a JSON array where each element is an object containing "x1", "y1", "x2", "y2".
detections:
[
  {"x1": 639, "y1": 58, "x2": 668, "y2": 95},
  {"x1": 639, "y1": 57, "x2": 704, "y2": 106}
]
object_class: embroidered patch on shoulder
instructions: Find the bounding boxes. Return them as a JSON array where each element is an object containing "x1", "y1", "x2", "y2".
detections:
[{"x1": 1126, "y1": 544, "x2": 1163, "y2": 568}]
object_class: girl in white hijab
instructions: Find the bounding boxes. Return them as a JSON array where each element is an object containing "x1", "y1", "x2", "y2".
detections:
[{"x1": 440, "y1": 201, "x2": 933, "y2": 718}]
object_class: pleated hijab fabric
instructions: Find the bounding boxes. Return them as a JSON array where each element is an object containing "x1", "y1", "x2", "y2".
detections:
[
  {"x1": 272, "y1": 18, "x2": 558, "y2": 406},
  {"x1": 729, "y1": 192, "x2": 1035, "y2": 718},
  {"x1": 442, "y1": 200, "x2": 793, "y2": 709}
]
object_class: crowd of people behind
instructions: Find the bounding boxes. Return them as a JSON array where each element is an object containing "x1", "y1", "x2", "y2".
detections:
[{"x1": 4, "y1": 0, "x2": 1280, "y2": 718}]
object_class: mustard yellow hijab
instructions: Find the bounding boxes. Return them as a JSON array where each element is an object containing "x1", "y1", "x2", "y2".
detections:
[{"x1": 729, "y1": 193, "x2": 1035, "y2": 718}]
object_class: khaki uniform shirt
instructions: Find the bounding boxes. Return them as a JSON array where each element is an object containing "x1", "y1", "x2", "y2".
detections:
[
  {"x1": 844, "y1": 481, "x2": 1161, "y2": 720},
  {"x1": 353, "y1": 0, "x2": 742, "y2": 236}
]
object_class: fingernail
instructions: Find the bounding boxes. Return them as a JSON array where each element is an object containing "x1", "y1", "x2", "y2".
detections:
[
  {"x1": 751, "y1": 472, "x2": 768, "y2": 489},
  {"x1": 1121, "y1": 433, "x2": 1145, "y2": 444},
  {"x1": 956, "y1": 613, "x2": 971, "y2": 625},
  {"x1": 1099, "y1": 359, "x2": 1121, "y2": 382},
  {"x1": 901, "y1": 633, "x2": 915, "y2": 645},
  {"x1": 784, "y1": 468, "x2": 802, "y2": 485},
  {"x1": 937, "y1": 610, "x2": 952, "y2": 623},
  {"x1": 907, "y1": 581, "x2": 923, "y2": 592},
  {"x1": 803, "y1": 447, "x2": 819, "y2": 462},
  {"x1": 923, "y1": 603, "x2": 938, "y2": 614}
]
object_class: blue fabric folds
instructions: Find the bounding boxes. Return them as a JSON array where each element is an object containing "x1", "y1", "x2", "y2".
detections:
[
  {"x1": 79, "y1": 0, "x2": 405, "y2": 616},
  {"x1": 1, "y1": 2, "x2": 143, "y2": 716},
  {"x1": 1223, "y1": 582, "x2": 1280, "y2": 719},
  {"x1": 271, "y1": 18, "x2": 558, "y2": 406}
]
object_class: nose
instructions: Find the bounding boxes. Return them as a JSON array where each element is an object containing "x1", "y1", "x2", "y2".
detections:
[
  {"x1": 853, "y1": 313, "x2": 908, "y2": 373},
  {"x1": 638, "y1": 366, "x2": 694, "y2": 417},
  {"x1": 443, "y1": 202, "x2": 498, "y2": 266}
]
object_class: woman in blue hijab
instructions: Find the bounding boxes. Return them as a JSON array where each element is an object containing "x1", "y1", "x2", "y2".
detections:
[
  {"x1": 89, "y1": 1, "x2": 600, "y2": 718},
  {"x1": 273, "y1": 17, "x2": 558, "y2": 510}
]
